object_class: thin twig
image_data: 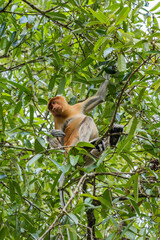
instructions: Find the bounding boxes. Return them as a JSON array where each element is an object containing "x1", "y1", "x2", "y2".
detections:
[{"x1": 0, "y1": 144, "x2": 35, "y2": 152}]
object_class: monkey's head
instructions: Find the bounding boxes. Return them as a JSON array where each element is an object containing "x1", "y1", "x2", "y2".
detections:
[{"x1": 48, "y1": 96, "x2": 69, "y2": 117}]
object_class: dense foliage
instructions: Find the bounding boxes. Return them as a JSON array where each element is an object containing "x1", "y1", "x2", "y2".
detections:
[{"x1": 0, "y1": 0, "x2": 160, "y2": 239}]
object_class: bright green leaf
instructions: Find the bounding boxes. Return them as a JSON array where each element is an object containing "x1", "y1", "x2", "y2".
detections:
[
  {"x1": 115, "y1": 7, "x2": 130, "y2": 25},
  {"x1": 90, "y1": 8, "x2": 108, "y2": 24},
  {"x1": 117, "y1": 53, "x2": 126, "y2": 72}
]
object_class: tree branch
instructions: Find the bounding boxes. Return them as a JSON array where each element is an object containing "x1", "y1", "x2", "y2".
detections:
[
  {"x1": 0, "y1": 143, "x2": 35, "y2": 152},
  {"x1": 0, "y1": 0, "x2": 12, "y2": 12},
  {"x1": 22, "y1": 0, "x2": 71, "y2": 30}
]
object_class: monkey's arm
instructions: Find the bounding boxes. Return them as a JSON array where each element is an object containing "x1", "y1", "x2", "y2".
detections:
[{"x1": 82, "y1": 75, "x2": 110, "y2": 113}]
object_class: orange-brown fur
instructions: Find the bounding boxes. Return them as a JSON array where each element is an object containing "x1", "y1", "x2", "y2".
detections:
[{"x1": 48, "y1": 96, "x2": 98, "y2": 147}]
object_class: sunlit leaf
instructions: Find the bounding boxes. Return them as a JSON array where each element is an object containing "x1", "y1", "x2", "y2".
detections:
[
  {"x1": 90, "y1": 9, "x2": 108, "y2": 24},
  {"x1": 117, "y1": 53, "x2": 126, "y2": 72},
  {"x1": 150, "y1": 2, "x2": 160, "y2": 11},
  {"x1": 27, "y1": 154, "x2": 43, "y2": 166},
  {"x1": 115, "y1": 7, "x2": 130, "y2": 25},
  {"x1": 49, "y1": 158, "x2": 65, "y2": 173},
  {"x1": 57, "y1": 78, "x2": 66, "y2": 94}
]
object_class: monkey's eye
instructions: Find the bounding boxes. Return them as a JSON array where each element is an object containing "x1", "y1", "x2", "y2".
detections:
[{"x1": 52, "y1": 101, "x2": 55, "y2": 104}]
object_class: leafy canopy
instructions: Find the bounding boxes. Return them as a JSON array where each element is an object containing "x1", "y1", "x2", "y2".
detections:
[{"x1": 0, "y1": 0, "x2": 160, "y2": 239}]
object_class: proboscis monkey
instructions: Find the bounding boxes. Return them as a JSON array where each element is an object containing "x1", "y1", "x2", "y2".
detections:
[{"x1": 47, "y1": 75, "x2": 123, "y2": 159}]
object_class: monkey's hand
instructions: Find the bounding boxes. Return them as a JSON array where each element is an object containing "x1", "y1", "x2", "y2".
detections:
[
  {"x1": 50, "y1": 129, "x2": 65, "y2": 138},
  {"x1": 47, "y1": 129, "x2": 65, "y2": 149}
]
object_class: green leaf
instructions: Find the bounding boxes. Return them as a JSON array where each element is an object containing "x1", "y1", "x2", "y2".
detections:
[
  {"x1": 70, "y1": 155, "x2": 79, "y2": 166},
  {"x1": 0, "y1": 103, "x2": 5, "y2": 131},
  {"x1": 13, "y1": 181, "x2": 22, "y2": 200},
  {"x1": 152, "y1": 79, "x2": 160, "y2": 91},
  {"x1": 117, "y1": 53, "x2": 126, "y2": 72},
  {"x1": 82, "y1": 194, "x2": 112, "y2": 208},
  {"x1": 143, "y1": 229, "x2": 146, "y2": 240},
  {"x1": 0, "y1": 227, "x2": 5, "y2": 240},
  {"x1": 0, "y1": 78, "x2": 31, "y2": 95},
  {"x1": 27, "y1": 154, "x2": 43, "y2": 166},
  {"x1": 129, "y1": 199, "x2": 140, "y2": 215},
  {"x1": 29, "y1": 105, "x2": 34, "y2": 125},
  {"x1": 48, "y1": 75, "x2": 56, "y2": 91},
  {"x1": 46, "y1": 12, "x2": 67, "y2": 21},
  {"x1": 120, "y1": 153, "x2": 133, "y2": 168},
  {"x1": 105, "y1": 233, "x2": 116, "y2": 240},
  {"x1": 90, "y1": 8, "x2": 108, "y2": 24},
  {"x1": 86, "y1": 21, "x2": 102, "y2": 26},
  {"x1": 68, "y1": 213, "x2": 79, "y2": 224},
  {"x1": 38, "y1": 98, "x2": 47, "y2": 105},
  {"x1": 76, "y1": 142, "x2": 95, "y2": 148},
  {"x1": 88, "y1": 77, "x2": 105, "y2": 83},
  {"x1": 14, "y1": 101, "x2": 22, "y2": 114},
  {"x1": 0, "y1": 22, "x2": 6, "y2": 36},
  {"x1": 0, "y1": 93, "x2": 14, "y2": 103},
  {"x1": 34, "y1": 138, "x2": 44, "y2": 153},
  {"x1": 21, "y1": 213, "x2": 34, "y2": 227},
  {"x1": 94, "y1": 36, "x2": 107, "y2": 52},
  {"x1": 137, "y1": 88, "x2": 145, "y2": 104},
  {"x1": 103, "y1": 189, "x2": 112, "y2": 208},
  {"x1": 119, "y1": 220, "x2": 135, "y2": 239},
  {"x1": 26, "y1": 64, "x2": 33, "y2": 80},
  {"x1": 57, "y1": 78, "x2": 66, "y2": 94},
  {"x1": 117, "y1": 116, "x2": 139, "y2": 153},
  {"x1": 49, "y1": 158, "x2": 65, "y2": 173},
  {"x1": 115, "y1": 7, "x2": 130, "y2": 25},
  {"x1": 97, "y1": 149, "x2": 109, "y2": 166},
  {"x1": 68, "y1": 0, "x2": 80, "y2": 7},
  {"x1": 150, "y1": 2, "x2": 160, "y2": 11},
  {"x1": 9, "y1": 181, "x2": 15, "y2": 202},
  {"x1": 11, "y1": 31, "x2": 16, "y2": 42},
  {"x1": 7, "y1": 115, "x2": 15, "y2": 128},
  {"x1": 104, "y1": 48, "x2": 114, "y2": 57},
  {"x1": 134, "y1": 173, "x2": 138, "y2": 203},
  {"x1": 81, "y1": 57, "x2": 93, "y2": 69}
]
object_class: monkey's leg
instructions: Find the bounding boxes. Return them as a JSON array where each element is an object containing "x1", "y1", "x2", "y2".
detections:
[
  {"x1": 79, "y1": 116, "x2": 98, "y2": 142},
  {"x1": 84, "y1": 124, "x2": 123, "y2": 166}
]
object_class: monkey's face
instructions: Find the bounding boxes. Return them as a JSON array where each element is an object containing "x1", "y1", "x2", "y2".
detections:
[{"x1": 48, "y1": 96, "x2": 68, "y2": 116}]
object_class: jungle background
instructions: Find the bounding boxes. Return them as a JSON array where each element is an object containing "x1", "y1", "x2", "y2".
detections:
[{"x1": 0, "y1": 0, "x2": 160, "y2": 239}]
